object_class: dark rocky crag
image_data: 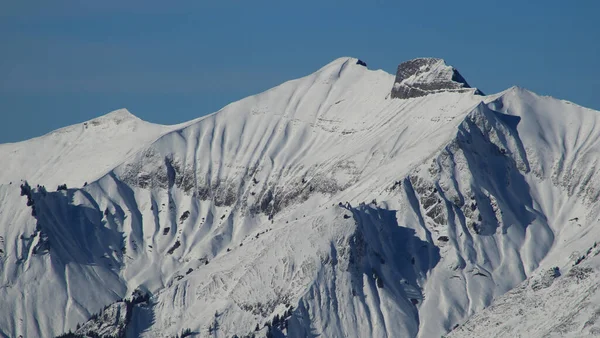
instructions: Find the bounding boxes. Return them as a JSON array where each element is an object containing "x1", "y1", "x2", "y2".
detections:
[{"x1": 391, "y1": 58, "x2": 483, "y2": 99}]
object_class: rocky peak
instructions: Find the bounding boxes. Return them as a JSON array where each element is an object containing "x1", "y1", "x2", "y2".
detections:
[{"x1": 390, "y1": 58, "x2": 481, "y2": 99}]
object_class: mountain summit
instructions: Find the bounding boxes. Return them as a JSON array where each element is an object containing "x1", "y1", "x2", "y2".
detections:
[{"x1": 390, "y1": 57, "x2": 481, "y2": 99}]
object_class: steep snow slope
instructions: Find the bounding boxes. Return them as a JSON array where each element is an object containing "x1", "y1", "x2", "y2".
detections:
[
  {"x1": 408, "y1": 87, "x2": 600, "y2": 338},
  {"x1": 447, "y1": 252, "x2": 600, "y2": 338},
  {"x1": 444, "y1": 88, "x2": 600, "y2": 338},
  {"x1": 0, "y1": 109, "x2": 180, "y2": 188},
  {"x1": 0, "y1": 109, "x2": 183, "y2": 338},
  {"x1": 1, "y1": 57, "x2": 600, "y2": 338},
  {"x1": 84, "y1": 58, "x2": 487, "y2": 337}
]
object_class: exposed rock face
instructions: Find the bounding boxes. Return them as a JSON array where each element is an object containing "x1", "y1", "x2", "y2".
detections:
[{"x1": 390, "y1": 58, "x2": 482, "y2": 99}]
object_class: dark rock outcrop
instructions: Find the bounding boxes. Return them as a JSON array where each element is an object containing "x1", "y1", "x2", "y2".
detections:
[
  {"x1": 356, "y1": 59, "x2": 367, "y2": 67},
  {"x1": 390, "y1": 58, "x2": 482, "y2": 99}
]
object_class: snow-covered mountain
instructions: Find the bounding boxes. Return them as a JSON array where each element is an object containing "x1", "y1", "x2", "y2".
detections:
[
  {"x1": 1, "y1": 57, "x2": 600, "y2": 338},
  {"x1": 0, "y1": 109, "x2": 185, "y2": 188}
]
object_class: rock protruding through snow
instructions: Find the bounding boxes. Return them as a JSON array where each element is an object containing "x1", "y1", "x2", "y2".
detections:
[{"x1": 390, "y1": 58, "x2": 481, "y2": 99}]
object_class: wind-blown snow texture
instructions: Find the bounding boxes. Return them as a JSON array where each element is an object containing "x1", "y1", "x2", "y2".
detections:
[{"x1": 1, "y1": 57, "x2": 599, "y2": 338}]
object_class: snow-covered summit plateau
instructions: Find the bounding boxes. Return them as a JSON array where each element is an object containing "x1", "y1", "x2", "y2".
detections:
[{"x1": 1, "y1": 57, "x2": 599, "y2": 338}]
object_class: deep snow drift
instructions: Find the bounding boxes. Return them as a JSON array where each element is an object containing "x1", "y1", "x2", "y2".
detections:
[{"x1": 1, "y1": 57, "x2": 600, "y2": 338}]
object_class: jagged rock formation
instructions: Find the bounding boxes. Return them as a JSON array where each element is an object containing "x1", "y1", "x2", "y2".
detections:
[{"x1": 390, "y1": 58, "x2": 482, "y2": 99}]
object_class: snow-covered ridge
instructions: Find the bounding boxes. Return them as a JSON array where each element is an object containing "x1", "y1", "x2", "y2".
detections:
[
  {"x1": 0, "y1": 108, "x2": 187, "y2": 188},
  {"x1": 1, "y1": 57, "x2": 600, "y2": 338},
  {"x1": 84, "y1": 108, "x2": 140, "y2": 125}
]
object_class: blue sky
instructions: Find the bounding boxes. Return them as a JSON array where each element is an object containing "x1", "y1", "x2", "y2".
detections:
[{"x1": 1, "y1": 1, "x2": 598, "y2": 143}]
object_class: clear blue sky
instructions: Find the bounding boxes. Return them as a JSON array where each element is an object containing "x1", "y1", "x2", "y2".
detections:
[{"x1": 1, "y1": 1, "x2": 598, "y2": 143}]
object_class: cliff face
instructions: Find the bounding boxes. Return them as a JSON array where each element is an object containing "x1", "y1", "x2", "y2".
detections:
[{"x1": 390, "y1": 58, "x2": 482, "y2": 99}]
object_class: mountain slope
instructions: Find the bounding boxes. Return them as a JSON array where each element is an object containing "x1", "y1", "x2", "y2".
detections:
[
  {"x1": 447, "y1": 253, "x2": 600, "y2": 338},
  {"x1": 444, "y1": 88, "x2": 600, "y2": 338},
  {"x1": 0, "y1": 109, "x2": 181, "y2": 188},
  {"x1": 1, "y1": 57, "x2": 599, "y2": 338}
]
